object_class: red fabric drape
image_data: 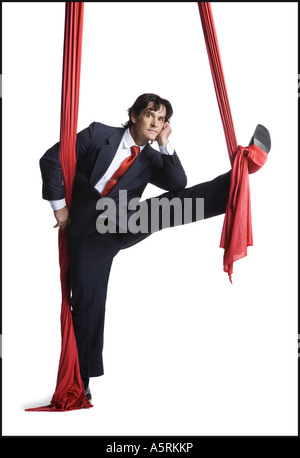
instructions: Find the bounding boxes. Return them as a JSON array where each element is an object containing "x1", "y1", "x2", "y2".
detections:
[
  {"x1": 26, "y1": 2, "x2": 92, "y2": 411},
  {"x1": 197, "y1": 3, "x2": 268, "y2": 282}
]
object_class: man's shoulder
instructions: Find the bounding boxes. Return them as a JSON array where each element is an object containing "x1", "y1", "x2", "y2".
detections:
[{"x1": 88, "y1": 121, "x2": 124, "y2": 137}]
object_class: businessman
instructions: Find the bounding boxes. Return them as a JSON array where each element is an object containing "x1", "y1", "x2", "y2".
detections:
[{"x1": 40, "y1": 93, "x2": 231, "y2": 400}]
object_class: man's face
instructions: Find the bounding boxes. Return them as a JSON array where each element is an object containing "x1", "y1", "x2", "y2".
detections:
[{"x1": 130, "y1": 102, "x2": 167, "y2": 145}]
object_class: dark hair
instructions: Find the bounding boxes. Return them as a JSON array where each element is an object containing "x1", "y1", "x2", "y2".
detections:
[{"x1": 123, "y1": 93, "x2": 173, "y2": 129}]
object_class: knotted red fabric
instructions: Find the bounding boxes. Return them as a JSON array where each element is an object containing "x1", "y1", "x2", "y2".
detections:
[
  {"x1": 26, "y1": 2, "x2": 92, "y2": 411},
  {"x1": 220, "y1": 145, "x2": 268, "y2": 282},
  {"x1": 198, "y1": 3, "x2": 268, "y2": 282},
  {"x1": 102, "y1": 145, "x2": 140, "y2": 197}
]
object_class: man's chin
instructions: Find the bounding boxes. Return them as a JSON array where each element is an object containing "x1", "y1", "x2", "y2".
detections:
[{"x1": 146, "y1": 133, "x2": 158, "y2": 143}]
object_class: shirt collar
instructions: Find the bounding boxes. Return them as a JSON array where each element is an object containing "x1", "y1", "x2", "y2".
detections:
[{"x1": 123, "y1": 128, "x2": 146, "y2": 152}]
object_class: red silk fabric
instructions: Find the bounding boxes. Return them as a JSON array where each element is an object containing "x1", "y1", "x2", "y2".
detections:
[
  {"x1": 220, "y1": 145, "x2": 268, "y2": 282},
  {"x1": 198, "y1": 3, "x2": 268, "y2": 282},
  {"x1": 26, "y1": 2, "x2": 92, "y2": 411}
]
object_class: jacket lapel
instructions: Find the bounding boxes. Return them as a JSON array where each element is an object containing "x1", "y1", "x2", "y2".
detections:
[{"x1": 89, "y1": 127, "x2": 125, "y2": 186}]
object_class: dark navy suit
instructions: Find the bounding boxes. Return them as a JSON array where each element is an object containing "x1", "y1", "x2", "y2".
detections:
[{"x1": 40, "y1": 122, "x2": 231, "y2": 378}]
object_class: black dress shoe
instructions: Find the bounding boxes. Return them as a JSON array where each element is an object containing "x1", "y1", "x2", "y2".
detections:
[
  {"x1": 249, "y1": 124, "x2": 271, "y2": 153},
  {"x1": 82, "y1": 377, "x2": 92, "y2": 401},
  {"x1": 85, "y1": 385, "x2": 92, "y2": 401}
]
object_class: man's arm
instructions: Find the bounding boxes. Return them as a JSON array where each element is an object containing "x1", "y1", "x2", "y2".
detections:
[
  {"x1": 40, "y1": 123, "x2": 94, "y2": 201},
  {"x1": 40, "y1": 123, "x2": 95, "y2": 228},
  {"x1": 150, "y1": 123, "x2": 187, "y2": 192}
]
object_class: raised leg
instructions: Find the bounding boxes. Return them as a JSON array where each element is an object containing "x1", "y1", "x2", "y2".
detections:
[{"x1": 120, "y1": 170, "x2": 231, "y2": 250}]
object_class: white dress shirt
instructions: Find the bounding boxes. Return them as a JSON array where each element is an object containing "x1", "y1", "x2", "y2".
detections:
[{"x1": 49, "y1": 128, "x2": 174, "y2": 210}]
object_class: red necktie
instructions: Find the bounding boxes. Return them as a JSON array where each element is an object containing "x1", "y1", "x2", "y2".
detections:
[{"x1": 101, "y1": 145, "x2": 140, "y2": 196}]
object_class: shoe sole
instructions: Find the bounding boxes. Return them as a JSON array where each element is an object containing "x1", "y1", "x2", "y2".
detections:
[{"x1": 249, "y1": 124, "x2": 271, "y2": 153}]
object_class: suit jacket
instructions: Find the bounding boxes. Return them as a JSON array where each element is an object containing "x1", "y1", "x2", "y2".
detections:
[{"x1": 40, "y1": 122, "x2": 187, "y2": 250}]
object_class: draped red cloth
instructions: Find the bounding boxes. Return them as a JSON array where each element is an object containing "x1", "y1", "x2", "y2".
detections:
[
  {"x1": 26, "y1": 2, "x2": 92, "y2": 411},
  {"x1": 197, "y1": 3, "x2": 268, "y2": 282}
]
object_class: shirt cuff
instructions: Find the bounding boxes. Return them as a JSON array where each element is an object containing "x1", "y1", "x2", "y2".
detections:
[
  {"x1": 49, "y1": 198, "x2": 66, "y2": 211},
  {"x1": 159, "y1": 143, "x2": 174, "y2": 155}
]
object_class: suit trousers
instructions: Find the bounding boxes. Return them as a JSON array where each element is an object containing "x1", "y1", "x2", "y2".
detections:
[{"x1": 70, "y1": 171, "x2": 231, "y2": 378}]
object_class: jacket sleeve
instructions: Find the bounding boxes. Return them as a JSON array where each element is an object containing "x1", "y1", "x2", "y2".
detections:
[
  {"x1": 149, "y1": 151, "x2": 187, "y2": 192},
  {"x1": 39, "y1": 123, "x2": 95, "y2": 201}
]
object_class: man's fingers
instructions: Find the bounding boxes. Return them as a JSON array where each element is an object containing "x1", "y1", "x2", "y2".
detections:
[
  {"x1": 53, "y1": 221, "x2": 68, "y2": 229},
  {"x1": 53, "y1": 206, "x2": 70, "y2": 229}
]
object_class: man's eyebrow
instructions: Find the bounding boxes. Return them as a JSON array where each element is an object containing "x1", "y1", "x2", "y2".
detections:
[{"x1": 145, "y1": 109, "x2": 165, "y2": 118}]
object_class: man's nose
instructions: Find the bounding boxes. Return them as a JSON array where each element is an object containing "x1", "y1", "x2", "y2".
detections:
[{"x1": 150, "y1": 117, "x2": 158, "y2": 126}]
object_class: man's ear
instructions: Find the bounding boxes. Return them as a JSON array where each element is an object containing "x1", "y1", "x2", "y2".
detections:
[{"x1": 130, "y1": 112, "x2": 136, "y2": 124}]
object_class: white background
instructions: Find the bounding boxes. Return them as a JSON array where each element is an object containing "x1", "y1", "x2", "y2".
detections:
[{"x1": 2, "y1": 2, "x2": 298, "y2": 436}]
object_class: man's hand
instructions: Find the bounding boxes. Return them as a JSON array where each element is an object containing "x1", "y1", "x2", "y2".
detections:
[
  {"x1": 156, "y1": 122, "x2": 172, "y2": 146},
  {"x1": 53, "y1": 206, "x2": 70, "y2": 230}
]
